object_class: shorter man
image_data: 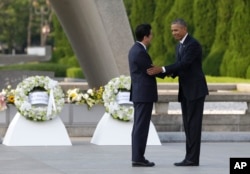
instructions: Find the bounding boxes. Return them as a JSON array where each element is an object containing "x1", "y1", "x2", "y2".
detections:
[{"x1": 128, "y1": 24, "x2": 164, "y2": 167}]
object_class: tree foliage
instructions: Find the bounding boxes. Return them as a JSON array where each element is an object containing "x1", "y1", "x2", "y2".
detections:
[
  {"x1": 220, "y1": 0, "x2": 250, "y2": 78},
  {"x1": 150, "y1": 0, "x2": 175, "y2": 65},
  {"x1": 129, "y1": 0, "x2": 156, "y2": 34},
  {"x1": 203, "y1": 0, "x2": 234, "y2": 76},
  {"x1": 123, "y1": 0, "x2": 250, "y2": 78},
  {"x1": 1, "y1": 0, "x2": 250, "y2": 79},
  {"x1": 0, "y1": 0, "x2": 29, "y2": 53},
  {"x1": 193, "y1": 0, "x2": 217, "y2": 59}
]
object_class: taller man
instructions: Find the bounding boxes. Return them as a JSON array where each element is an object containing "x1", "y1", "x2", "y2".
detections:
[{"x1": 147, "y1": 18, "x2": 209, "y2": 166}]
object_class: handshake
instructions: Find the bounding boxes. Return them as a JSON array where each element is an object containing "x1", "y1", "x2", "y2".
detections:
[
  {"x1": 147, "y1": 65, "x2": 173, "y2": 78},
  {"x1": 147, "y1": 65, "x2": 163, "y2": 75}
]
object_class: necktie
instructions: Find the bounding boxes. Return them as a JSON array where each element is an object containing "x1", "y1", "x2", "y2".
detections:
[{"x1": 178, "y1": 43, "x2": 183, "y2": 55}]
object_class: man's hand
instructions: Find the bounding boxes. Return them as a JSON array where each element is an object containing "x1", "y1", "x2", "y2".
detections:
[{"x1": 147, "y1": 65, "x2": 163, "y2": 75}]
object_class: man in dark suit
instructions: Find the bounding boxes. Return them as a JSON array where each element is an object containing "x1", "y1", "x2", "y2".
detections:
[
  {"x1": 128, "y1": 24, "x2": 164, "y2": 167},
  {"x1": 147, "y1": 18, "x2": 209, "y2": 166}
]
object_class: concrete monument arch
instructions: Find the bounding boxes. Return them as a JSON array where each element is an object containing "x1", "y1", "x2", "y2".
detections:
[{"x1": 49, "y1": 0, "x2": 134, "y2": 88}]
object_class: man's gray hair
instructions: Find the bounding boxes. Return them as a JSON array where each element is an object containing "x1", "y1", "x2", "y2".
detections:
[{"x1": 171, "y1": 18, "x2": 187, "y2": 27}]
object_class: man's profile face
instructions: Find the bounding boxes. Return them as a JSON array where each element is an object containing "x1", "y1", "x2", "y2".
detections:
[
  {"x1": 171, "y1": 24, "x2": 187, "y2": 41},
  {"x1": 144, "y1": 30, "x2": 153, "y2": 46}
]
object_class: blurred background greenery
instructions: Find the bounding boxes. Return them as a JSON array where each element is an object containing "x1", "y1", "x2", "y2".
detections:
[{"x1": 0, "y1": 0, "x2": 250, "y2": 82}]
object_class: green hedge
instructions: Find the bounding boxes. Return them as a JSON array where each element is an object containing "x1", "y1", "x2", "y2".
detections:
[
  {"x1": 0, "y1": 63, "x2": 69, "y2": 77},
  {"x1": 66, "y1": 67, "x2": 84, "y2": 78}
]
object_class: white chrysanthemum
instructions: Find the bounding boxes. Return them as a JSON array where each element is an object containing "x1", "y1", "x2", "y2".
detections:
[
  {"x1": 83, "y1": 93, "x2": 89, "y2": 99},
  {"x1": 48, "y1": 78, "x2": 58, "y2": 89},
  {"x1": 67, "y1": 89, "x2": 81, "y2": 102},
  {"x1": 87, "y1": 89, "x2": 94, "y2": 96}
]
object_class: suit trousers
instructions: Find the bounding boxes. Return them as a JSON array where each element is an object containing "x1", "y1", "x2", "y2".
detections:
[
  {"x1": 180, "y1": 96, "x2": 205, "y2": 164},
  {"x1": 132, "y1": 102, "x2": 153, "y2": 162}
]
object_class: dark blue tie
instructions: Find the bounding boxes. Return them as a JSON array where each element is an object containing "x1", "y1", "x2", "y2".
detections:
[{"x1": 178, "y1": 43, "x2": 183, "y2": 55}]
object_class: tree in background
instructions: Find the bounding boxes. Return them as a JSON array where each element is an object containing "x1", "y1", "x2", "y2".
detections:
[
  {"x1": 0, "y1": 0, "x2": 53, "y2": 53},
  {"x1": 203, "y1": 0, "x2": 234, "y2": 76},
  {"x1": 1, "y1": 0, "x2": 250, "y2": 79},
  {"x1": 27, "y1": 0, "x2": 53, "y2": 47},
  {"x1": 0, "y1": 0, "x2": 79, "y2": 78},
  {"x1": 220, "y1": 0, "x2": 250, "y2": 78},
  {"x1": 51, "y1": 14, "x2": 79, "y2": 67},
  {"x1": 123, "y1": 0, "x2": 250, "y2": 78},
  {"x1": 0, "y1": 0, "x2": 29, "y2": 53},
  {"x1": 193, "y1": 0, "x2": 217, "y2": 59},
  {"x1": 150, "y1": 0, "x2": 175, "y2": 65},
  {"x1": 129, "y1": 0, "x2": 156, "y2": 34}
]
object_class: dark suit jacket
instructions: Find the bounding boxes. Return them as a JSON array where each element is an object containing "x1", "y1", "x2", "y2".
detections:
[
  {"x1": 129, "y1": 42, "x2": 163, "y2": 102},
  {"x1": 164, "y1": 35, "x2": 209, "y2": 101}
]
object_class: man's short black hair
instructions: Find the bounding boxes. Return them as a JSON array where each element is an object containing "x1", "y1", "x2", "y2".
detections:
[{"x1": 135, "y1": 24, "x2": 151, "y2": 42}]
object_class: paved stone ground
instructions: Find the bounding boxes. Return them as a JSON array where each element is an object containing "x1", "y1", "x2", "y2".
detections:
[
  {"x1": 0, "y1": 137, "x2": 249, "y2": 174},
  {"x1": 0, "y1": 102, "x2": 248, "y2": 173}
]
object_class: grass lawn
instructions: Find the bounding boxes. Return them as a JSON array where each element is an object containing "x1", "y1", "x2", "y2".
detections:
[{"x1": 157, "y1": 75, "x2": 250, "y2": 83}]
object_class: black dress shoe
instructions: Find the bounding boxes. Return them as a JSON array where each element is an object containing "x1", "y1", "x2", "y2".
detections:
[
  {"x1": 174, "y1": 160, "x2": 199, "y2": 166},
  {"x1": 132, "y1": 160, "x2": 155, "y2": 167}
]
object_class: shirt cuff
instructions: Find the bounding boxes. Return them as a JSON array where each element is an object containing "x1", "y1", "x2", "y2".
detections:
[{"x1": 162, "y1": 67, "x2": 166, "y2": 73}]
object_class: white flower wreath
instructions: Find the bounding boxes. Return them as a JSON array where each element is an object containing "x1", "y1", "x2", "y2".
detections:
[
  {"x1": 14, "y1": 76, "x2": 65, "y2": 121},
  {"x1": 102, "y1": 75, "x2": 134, "y2": 121}
]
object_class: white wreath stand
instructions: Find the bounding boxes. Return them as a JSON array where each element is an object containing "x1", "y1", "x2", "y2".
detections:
[
  {"x1": 91, "y1": 113, "x2": 161, "y2": 145},
  {"x1": 3, "y1": 113, "x2": 72, "y2": 146}
]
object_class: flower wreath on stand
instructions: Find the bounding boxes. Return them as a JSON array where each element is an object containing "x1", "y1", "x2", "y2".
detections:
[
  {"x1": 102, "y1": 75, "x2": 134, "y2": 121},
  {"x1": 14, "y1": 76, "x2": 65, "y2": 121}
]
